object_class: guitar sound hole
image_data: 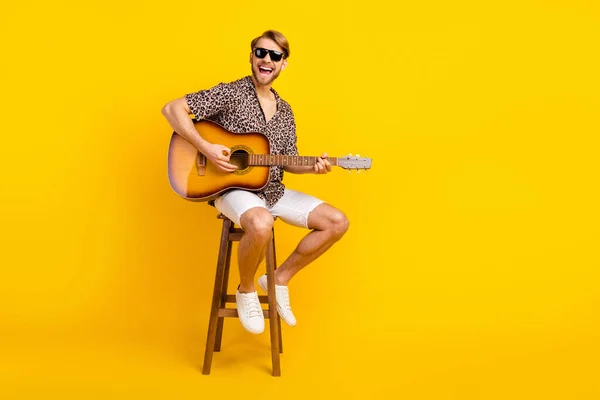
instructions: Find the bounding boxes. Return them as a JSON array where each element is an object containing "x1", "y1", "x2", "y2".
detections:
[{"x1": 229, "y1": 149, "x2": 249, "y2": 170}]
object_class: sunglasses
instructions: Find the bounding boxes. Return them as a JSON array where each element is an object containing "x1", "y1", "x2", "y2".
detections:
[{"x1": 253, "y1": 47, "x2": 285, "y2": 62}]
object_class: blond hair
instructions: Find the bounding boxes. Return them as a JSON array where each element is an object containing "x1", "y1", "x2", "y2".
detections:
[{"x1": 250, "y1": 30, "x2": 290, "y2": 59}]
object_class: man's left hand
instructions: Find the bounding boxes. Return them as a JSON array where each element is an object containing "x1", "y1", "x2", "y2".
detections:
[{"x1": 314, "y1": 152, "x2": 332, "y2": 174}]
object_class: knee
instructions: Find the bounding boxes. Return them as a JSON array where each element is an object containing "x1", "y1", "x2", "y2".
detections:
[
  {"x1": 241, "y1": 208, "x2": 274, "y2": 239},
  {"x1": 329, "y1": 211, "x2": 349, "y2": 239}
]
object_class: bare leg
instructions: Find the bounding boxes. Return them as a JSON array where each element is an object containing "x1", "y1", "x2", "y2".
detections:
[
  {"x1": 275, "y1": 203, "x2": 349, "y2": 285},
  {"x1": 238, "y1": 207, "x2": 274, "y2": 293}
]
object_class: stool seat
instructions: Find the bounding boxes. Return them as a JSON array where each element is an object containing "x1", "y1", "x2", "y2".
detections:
[{"x1": 202, "y1": 213, "x2": 283, "y2": 376}]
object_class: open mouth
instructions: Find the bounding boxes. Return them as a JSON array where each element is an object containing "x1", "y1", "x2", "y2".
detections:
[{"x1": 258, "y1": 66, "x2": 273, "y2": 75}]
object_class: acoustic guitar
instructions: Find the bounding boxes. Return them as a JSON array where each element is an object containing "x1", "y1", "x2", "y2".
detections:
[{"x1": 167, "y1": 119, "x2": 372, "y2": 202}]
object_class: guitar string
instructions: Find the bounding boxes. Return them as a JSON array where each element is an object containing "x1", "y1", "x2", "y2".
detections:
[{"x1": 225, "y1": 155, "x2": 338, "y2": 158}]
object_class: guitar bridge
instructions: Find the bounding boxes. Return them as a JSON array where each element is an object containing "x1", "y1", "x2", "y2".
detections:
[{"x1": 197, "y1": 153, "x2": 206, "y2": 176}]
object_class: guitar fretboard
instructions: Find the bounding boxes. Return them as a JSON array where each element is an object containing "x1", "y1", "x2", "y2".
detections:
[{"x1": 249, "y1": 155, "x2": 339, "y2": 167}]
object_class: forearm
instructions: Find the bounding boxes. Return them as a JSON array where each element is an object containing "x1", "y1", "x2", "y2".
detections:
[{"x1": 161, "y1": 101, "x2": 211, "y2": 153}]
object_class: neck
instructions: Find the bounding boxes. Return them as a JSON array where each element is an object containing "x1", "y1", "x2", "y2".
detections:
[
  {"x1": 250, "y1": 75, "x2": 273, "y2": 99},
  {"x1": 249, "y1": 154, "x2": 340, "y2": 167}
]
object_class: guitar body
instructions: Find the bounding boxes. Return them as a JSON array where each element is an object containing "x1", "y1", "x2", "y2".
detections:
[{"x1": 167, "y1": 120, "x2": 270, "y2": 201}]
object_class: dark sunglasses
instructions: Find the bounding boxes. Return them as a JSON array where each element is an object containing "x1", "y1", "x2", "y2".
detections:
[{"x1": 253, "y1": 47, "x2": 285, "y2": 62}]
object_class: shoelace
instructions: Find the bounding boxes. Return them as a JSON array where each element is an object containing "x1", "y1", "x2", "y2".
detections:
[
  {"x1": 244, "y1": 294, "x2": 262, "y2": 318},
  {"x1": 279, "y1": 287, "x2": 292, "y2": 311}
]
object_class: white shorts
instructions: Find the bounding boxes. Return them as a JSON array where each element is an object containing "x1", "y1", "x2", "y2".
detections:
[{"x1": 214, "y1": 188, "x2": 324, "y2": 229}]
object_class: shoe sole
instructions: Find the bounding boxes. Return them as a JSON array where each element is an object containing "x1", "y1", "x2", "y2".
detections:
[
  {"x1": 258, "y1": 277, "x2": 296, "y2": 327},
  {"x1": 236, "y1": 313, "x2": 264, "y2": 334},
  {"x1": 240, "y1": 324, "x2": 264, "y2": 334}
]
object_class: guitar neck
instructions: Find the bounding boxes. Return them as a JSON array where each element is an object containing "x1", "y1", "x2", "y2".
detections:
[{"x1": 249, "y1": 155, "x2": 339, "y2": 167}]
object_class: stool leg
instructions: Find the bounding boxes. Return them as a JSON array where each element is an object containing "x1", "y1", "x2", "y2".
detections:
[
  {"x1": 214, "y1": 237, "x2": 232, "y2": 352},
  {"x1": 203, "y1": 218, "x2": 232, "y2": 375},
  {"x1": 266, "y1": 230, "x2": 281, "y2": 377},
  {"x1": 277, "y1": 317, "x2": 283, "y2": 353},
  {"x1": 271, "y1": 231, "x2": 283, "y2": 353}
]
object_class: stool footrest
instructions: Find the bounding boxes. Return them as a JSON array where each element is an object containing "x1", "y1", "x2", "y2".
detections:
[{"x1": 217, "y1": 308, "x2": 272, "y2": 318}]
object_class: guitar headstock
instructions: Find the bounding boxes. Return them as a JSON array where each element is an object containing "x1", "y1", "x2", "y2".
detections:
[{"x1": 338, "y1": 153, "x2": 372, "y2": 173}]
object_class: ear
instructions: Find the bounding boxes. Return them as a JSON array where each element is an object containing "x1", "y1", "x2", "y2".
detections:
[
  {"x1": 282, "y1": 59, "x2": 288, "y2": 70},
  {"x1": 249, "y1": 52, "x2": 253, "y2": 64}
]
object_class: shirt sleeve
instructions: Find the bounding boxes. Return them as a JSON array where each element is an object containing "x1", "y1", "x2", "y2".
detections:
[{"x1": 184, "y1": 82, "x2": 229, "y2": 120}]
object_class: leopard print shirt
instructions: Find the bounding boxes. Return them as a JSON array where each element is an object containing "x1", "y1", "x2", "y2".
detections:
[{"x1": 185, "y1": 76, "x2": 298, "y2": 207}]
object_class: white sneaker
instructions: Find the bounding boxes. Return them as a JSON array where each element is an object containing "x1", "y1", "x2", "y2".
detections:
[
  {"x1": 258, "y1": 274, "x2": 297, "y2": 327},
  {"x1": 235, "y1": 289, "x2": 264, "y2": 334}
]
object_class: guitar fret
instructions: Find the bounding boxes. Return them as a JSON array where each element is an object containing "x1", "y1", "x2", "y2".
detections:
[{"x1": 250, "y1": 155, "x2": 340, "y2": 167}]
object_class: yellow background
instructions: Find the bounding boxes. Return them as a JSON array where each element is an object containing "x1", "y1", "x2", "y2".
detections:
[{"x1": 1, "y1": 0, "x2": 599, "y2": 398}]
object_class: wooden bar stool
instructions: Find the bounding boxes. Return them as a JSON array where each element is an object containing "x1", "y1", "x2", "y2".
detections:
[{"x1": 202, "y1": 213, "x2": 283, "y2": 376}]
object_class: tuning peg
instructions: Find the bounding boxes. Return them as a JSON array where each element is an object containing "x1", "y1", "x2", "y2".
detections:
[
  {"x1": 356, "y1": 169, "x2": 361, "y2": 174},
  {"x1": 356, "y1": 154, "x2": 360, "y2": 157},
  {"x1": 347, "y1": 169, "x2": 351, "y2": 173},
  {"x1": 348, "y1": 153, "x2": 352, "y2": 157}
]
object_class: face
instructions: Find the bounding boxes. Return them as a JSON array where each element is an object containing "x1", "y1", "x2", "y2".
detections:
[{"x1": 250, "y1": 38, "x2": 287, "y2": 86}]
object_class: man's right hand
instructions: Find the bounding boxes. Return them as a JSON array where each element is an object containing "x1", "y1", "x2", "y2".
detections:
[{"x1": 204, "y1": 143, "x2": 238, "y2": 173}]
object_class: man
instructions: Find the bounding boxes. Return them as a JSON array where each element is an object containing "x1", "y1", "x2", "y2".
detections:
[{"x1": 161, "y1": 30, "x2": 349, "y2": 334}]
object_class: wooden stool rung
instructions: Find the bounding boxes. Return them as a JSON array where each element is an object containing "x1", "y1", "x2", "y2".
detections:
[
  {"x1": 224, "y1": 294, "x2": 269, "y2": 303},
  {"x1": 228, "y1": 233, "x2": 244, "y2": 241},
  {"x1": 217, "y1": 308, "x2": 273, "y2": 319}
]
